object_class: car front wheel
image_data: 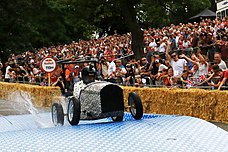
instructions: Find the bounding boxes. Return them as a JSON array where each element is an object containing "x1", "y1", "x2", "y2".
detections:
[
  {"x1": 67, "y1": 97, "x2": 80, "y2": 125},
  {"x1": 52, "y1": 103, "x2": 64, "y2": 126}
]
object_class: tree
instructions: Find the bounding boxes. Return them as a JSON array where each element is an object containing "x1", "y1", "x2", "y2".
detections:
[
  {"x1": 0, "y1": 0, "x2": 71, "y2": 62},
  {"x1": 0, "y1": 0, "x2": 212, "y2": 62}
]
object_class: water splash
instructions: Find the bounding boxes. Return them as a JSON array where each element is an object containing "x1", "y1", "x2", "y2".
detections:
[{"x1": 7, "y1": 91, "x2": 53, "y2": 128}]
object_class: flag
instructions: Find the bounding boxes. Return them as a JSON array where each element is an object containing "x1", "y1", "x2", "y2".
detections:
[{"x1": 198, "y1": 75, "x2": 205, "y2": 82}]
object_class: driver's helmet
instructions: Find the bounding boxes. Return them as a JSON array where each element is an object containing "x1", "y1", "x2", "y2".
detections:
[{"x1": 81, "y1": 66, "x2": 96, "y2": 84}]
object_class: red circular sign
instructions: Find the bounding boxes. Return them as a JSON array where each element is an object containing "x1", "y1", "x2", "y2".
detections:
[{"x1": 40, "y1": 57, "x2": 57, "y2": 73}]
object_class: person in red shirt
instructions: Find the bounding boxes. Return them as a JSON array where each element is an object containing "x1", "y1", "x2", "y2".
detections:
[{"x1": 211, "y1": 65, "x2": 228, "y2": 90}]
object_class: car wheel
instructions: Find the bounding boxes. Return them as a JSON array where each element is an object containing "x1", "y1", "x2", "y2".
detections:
[
  {"x1": 52, "y1": 103, "x2": 64, "y2": 126},
  {"x1": 112, "y1": 115, "x2": 123, "y2": 122},
  {"x1": 128, "y1": 92, "x2": 143, "y2": 120},
  {"x1": 67, "y1": 97, "x2": 80, "y2": 125}
]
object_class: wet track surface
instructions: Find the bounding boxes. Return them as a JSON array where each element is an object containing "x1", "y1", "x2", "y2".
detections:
[
  {"x1": 0, "y1": 99, "x2": 228, "y2": 152},
  {"x1": 1, "y1": 99, "x2": 227, "y2": 132}
]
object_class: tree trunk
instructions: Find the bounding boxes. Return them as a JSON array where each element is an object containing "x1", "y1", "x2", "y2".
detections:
[{"x1": 120, "y1": 0, "x2": 144, "y2": 60}]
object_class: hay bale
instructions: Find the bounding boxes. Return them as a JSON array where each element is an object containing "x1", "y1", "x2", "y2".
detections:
[
  {"x1": 0, "y1": 82, "x2": 61, "y2": 108},
  {"x1": 0, "y1": 82, "x2": 227, "y2": 123},
  {"x1": 122, "y1": 86, "x2": 228, "y2": 124}
]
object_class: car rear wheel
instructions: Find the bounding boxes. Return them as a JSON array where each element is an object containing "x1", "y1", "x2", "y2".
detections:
[
  {"x1": 128, "y1": 92, "x2": 143, "y2": 120},
  {"x1": 52, "y1": 103, "x2": 64, "y2": 126},
  {"x1": 67, "y1": 97, "x2": 80, "y2": 125},
  {"x1": 112, "y1": 115, "x2": 123, "y2": 122}
]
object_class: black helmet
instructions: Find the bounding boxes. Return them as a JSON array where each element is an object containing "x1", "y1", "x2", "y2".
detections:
[{"x1": 81, "y1": 66, "x2": 96, "y2": 84}]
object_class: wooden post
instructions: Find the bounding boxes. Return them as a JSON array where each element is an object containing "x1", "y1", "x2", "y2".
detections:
[{"x1": 48, "y1": 73, "x2": 51, "y2": 86}]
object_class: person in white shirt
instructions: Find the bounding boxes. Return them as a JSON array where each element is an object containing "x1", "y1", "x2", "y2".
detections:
[
  {"x1": 166, "y1": 43, "x2": 187, "y2": 77},
  {"x1": 155, "y1": 59, "x2": 168, "y2": 72},
  {"x1": 4, "y1": 62, "x2": 11, "y2": 82},
  {"x1": 196, "y1": 52, "x2": 209, "y2": 76},
  {"x1": 107, "y1": 56, "x2": 117, "y2": 83},
  {"x1": 182, "y1": 37, "x2": 191, "y2": 49},
  {"x1": 149, "y1": 38, "x2": 157, "y2": 49},
  {"x1": 158, "y1": 40, "x2": 166, "y2": 53},
  {"x1": 214, "y1": 52, "x2": 227, "y2": 71}
]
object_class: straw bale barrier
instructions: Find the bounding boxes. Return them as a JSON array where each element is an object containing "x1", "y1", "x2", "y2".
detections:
[
  {"x1": 0, "y1": 82, "x2": 227, "y2": 123},
  {"x1": 122, "y1": 87, "x2": 228, "y2": 124},
  {"x1": 0, "y1": 82, "x2": 61, "y2": 107}
]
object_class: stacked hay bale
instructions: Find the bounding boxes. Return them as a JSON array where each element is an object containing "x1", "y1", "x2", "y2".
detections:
[
  {"x1": 122, "y1": 87, "x2": 228, "y2": 123},
  {"x1": 0, "y1": 82, "x2": 227, "y2": 123},
  {"x1": 0, "y1": 82, "x2": 61, "y2": 107}
]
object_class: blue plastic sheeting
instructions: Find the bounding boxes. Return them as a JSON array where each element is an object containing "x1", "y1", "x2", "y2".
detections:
[{"x1": 0, "y1": 113, "x2": 228, "y2": 152}]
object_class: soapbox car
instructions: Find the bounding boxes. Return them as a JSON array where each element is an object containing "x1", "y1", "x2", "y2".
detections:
[{"x1": 51, "y1": 59, "x2": 143, "y2": 126}]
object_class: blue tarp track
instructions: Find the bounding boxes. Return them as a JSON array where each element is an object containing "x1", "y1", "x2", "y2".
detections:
[{"x1": 0, "y1": 113, "x2": 228, "y2": 152}]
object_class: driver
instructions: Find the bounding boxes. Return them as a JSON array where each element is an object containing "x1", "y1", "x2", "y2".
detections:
[{"x1": 73, "y1": 66, "x2": 96, "y2": 99}]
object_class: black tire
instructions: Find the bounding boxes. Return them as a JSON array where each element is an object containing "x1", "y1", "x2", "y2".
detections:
[
  {"x1": 67, "y1": 97, "x2": 81, "y2": 125},
  {"x1": 112, "y1": 115, "x2": 124, "y2": 122},
  {"x1": 128, "y1": 92, "x2": 143, "y2": 120},
  {"x1": 52, "y1": 103, "x2": 64, "y2": 126}
]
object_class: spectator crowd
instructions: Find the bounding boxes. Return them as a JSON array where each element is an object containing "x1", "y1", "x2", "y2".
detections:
[{"x1": 0, "y1": 17, "x2": 227, "y2": 90}]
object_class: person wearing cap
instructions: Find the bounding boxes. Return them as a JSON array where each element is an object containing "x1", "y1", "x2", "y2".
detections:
[
  {"x1": 73, "y1": 65, "x2": 81, "y2": 83},
  {"x1": 155, "y1": 59, "x2": 168, "y2": 73}
]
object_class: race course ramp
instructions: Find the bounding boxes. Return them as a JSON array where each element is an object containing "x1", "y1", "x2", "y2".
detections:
[{"x1": 0, "y1": 113, "x2": 228, "y2": 152}]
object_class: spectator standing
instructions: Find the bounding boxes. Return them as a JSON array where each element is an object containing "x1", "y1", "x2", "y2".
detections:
[
  {"x1": 197, "y1": 52, "x2": 209, "y2": 76},
  {"x1": 158, "y1": 38, "x2": 167, "y2": 58},
  {"x1": 180, "y1": 54, "x2": 200, "y2": 82},
  {"x1": 52, "y1": 76, "x2": 65, "y2": 95},
  {"x1": 182, "y1": 37, "x2": 191, "y2": 54},
  {"x1": 214, "y1": 52, "x2": 227, "y2": 70},
  {"x1": 191, "y1": 32, "x2": 200, "y2": 53},
  {"x1": 218, "y1": 36, "x2": 228, "y2": 61},
  {"x1": 4, "y1": 62, "x2": 11, "y2": 82},
  {"x1": 98, "y1": 56, "x2": 109, "y2": 80},
  {"x1": 166, "y1": 43, "x2": 187, "y2": 77},
  {"x1": 0, "y1": 62, "x2": 3, "y2": 81},
  {"x1": 107, "y1": 56, "x2": 117, "y2": 83},
  {"x1": 169, "y1": 34, "x2": 177, "y2": 51},
  {"x1": 140, "y1": 57, "x2": 151, "y2": 85},
  {"x1": 148, "y1": 38, "x2": 157, "y2": 51},
  {"x1": 115, "y1": 59, "x2": 127, "y2": 84}
]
